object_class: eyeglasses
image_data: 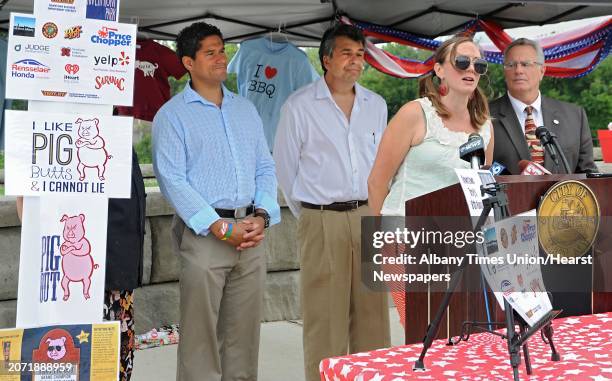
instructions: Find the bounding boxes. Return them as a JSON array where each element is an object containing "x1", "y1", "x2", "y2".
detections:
[
  {"x1": 454, "y1": 55, "x2": 488, "y2": 75},
  {"x1": 503, "y1": 61, "x2": 543, "y2": 70}
]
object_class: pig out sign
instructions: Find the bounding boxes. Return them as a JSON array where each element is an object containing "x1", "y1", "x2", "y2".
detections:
[
  {"x1": 4, "y1": 110, "x2": 133, "y2": 198},
  {"x1": 17, "y1": 195, "x2": 108, "y2": 327}
]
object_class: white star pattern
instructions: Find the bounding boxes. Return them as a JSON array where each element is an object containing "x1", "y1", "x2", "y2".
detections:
[
  {"x1": 340, "y1": 364, "x2": 352, "y2": 377},
  {"x1": 318, "y1": 312, "x2": 612, "y2": 380},
  {"x1": 371, "y1": 358, "x2": 388, "y2": 363},
  {"x1": 431, "y1": 360, "x2": 451, "y2": 367},
  {"x1": 327, "y1": 358, "x2": 340, "y2": 369}
]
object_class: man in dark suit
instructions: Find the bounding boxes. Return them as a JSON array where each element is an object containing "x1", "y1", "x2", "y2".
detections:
[{"x1": 490, "y1": 38, "x2": 597, "y2": 174}]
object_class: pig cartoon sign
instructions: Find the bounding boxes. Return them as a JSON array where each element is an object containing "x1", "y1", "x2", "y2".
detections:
[
  {"x1": 75, "y1": 118, "x2": 112, "y2": 182},
  {"x1": 16, "y1": 195, "x2": 108, "y2": 327},
  {"x1": 4, "y1": 110, "x2": 133, "y2": 198},
  {"x1": 60, "y1": 214, "x2": 99, "y2": 301}
]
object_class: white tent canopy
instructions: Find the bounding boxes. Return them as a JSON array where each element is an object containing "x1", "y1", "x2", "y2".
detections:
[{"x1": 1, "y1": 0, "x2": 611, "y2": 44}]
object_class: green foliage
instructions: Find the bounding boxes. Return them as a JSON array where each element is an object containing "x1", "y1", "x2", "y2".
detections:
[
  {"x1": 134, "y1": 133, "x2": 152, "y2": 164},
  {"x1": 303, "y1": 43, "x2": 610, "y2": 139}
]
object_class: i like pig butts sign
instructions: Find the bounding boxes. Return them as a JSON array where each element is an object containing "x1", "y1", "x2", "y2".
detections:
[
  {"x1": 4, "y1": 110, "x2": 132, "y2": 198},
  {"x1": 16, "y1": 195, "x2": 108, "y2": 327}
]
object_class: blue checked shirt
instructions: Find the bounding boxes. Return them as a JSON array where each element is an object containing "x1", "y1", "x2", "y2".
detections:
[{"x1": 152, "y1": 82, "x2": 280, "y2": 235}]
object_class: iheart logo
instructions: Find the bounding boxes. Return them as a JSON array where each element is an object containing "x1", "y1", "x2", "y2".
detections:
[
  {"x1": 65, "y1": 64, "x2": 79, "y2": 75},
  {"x1": 264, "y1": 66, "x2": 277, "y2": 79}
]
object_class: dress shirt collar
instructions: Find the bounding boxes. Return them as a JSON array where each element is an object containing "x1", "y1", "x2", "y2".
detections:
[
  {"x1": 314, "y1": 76, "x2": 370, "y2": 103},
  {"x1": 183, "y1": 81, "x2": 235, "y2": 106},
  {"x1": 507, "y1": 91, "x2": 542, "y2": 118}
]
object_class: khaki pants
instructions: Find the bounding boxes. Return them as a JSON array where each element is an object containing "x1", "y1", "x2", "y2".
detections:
[
  {"x1": 299, "y1": 205, "x2": 390, "y2": 381},
  {"x1": 173, "y1": 216, "x2": 265, "y2": 381}
]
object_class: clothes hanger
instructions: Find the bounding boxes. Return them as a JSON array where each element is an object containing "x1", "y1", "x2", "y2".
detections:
[{"x1": 266, "y1": 22, "x2": 289, "y2": 45}]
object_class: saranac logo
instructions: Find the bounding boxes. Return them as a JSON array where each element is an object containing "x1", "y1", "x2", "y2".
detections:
[
  {"x1": 11, "y1": 59, "x2": 51, "y2": 78},
  {"x1": 91, "y1": 26, "x2": 131, "y2": 46},
  {"x1": 95, "y1": 75, "x2": 125, "y2": 91}
]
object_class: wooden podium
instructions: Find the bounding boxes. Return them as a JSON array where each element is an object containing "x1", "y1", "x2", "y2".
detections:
[{"x1": 402, "y1": 174, "x2": 612, "y2": 344}]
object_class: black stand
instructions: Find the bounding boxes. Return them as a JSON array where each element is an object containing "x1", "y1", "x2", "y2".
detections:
[{"x1": 413, "y1": 183, "x2": 561, "y2": 381}]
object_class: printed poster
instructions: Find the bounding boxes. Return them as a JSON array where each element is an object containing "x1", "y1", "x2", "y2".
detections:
[
  {"x1": 34, "y1": 0, "x2": 121, "y2": 22},
  {"x1": 6, "y1": 13, "x2": 135, "y2": 105},
  {"x1": 481, "y1": 211, "x2": 553, "y2": 326},
  {"x1": 16, "y1": 196, "x2": 108, "y2": 327},
  {"x1": 0, "y1": 322, "x2": 120, "y2": 381},
  {"x1": 4, "y1": 110, "x2": 132, "y2": 198}
]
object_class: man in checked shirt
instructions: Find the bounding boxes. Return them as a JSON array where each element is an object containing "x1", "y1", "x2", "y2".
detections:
[{"x1": 153, "y1": 22, "x2": 280, "y2": 381}]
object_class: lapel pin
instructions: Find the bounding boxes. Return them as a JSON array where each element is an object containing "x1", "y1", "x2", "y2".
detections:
[{"x1": 553, "y1": 119, "x2": 559, "y2": 125}]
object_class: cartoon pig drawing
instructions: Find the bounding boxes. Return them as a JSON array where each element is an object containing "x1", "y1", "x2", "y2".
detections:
[
  {"x1": 59, "y1": 214, "x2": 99, "y2": 301},
  {"x1": 136, "y1": 60, "x2": 158, "y2": 77},
  {"x1": 74, "y1": 118, "x2": 112, "y2": 181},
  {"x1": 46, "y1": 337, "x2": 67, "y2": 361}
]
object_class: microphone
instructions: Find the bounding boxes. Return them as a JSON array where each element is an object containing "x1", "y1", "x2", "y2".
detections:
[
  {"x1": 460, "y1": 133, "x2": 485, "y2": 170},
  {"x1": 519, "y1": 160, "x2": 551, "y2": 175},
  {"x1": 535, "y1": 126, "x2": 572, "y2": 173},
  {"x1": 489, "y1": 161, "x2": 509, "y2": 176},
  {"x1": 535, "y1": 127, "x2": 559, "y2": 165}
]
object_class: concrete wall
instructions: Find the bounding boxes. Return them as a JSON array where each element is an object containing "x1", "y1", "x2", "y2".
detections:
[
  {"x1": 0, "y1": 189, "x2": 300, "y2": 335},
  {"x1": 1, "y1": 156, "x2": 610, "y2": 334}
]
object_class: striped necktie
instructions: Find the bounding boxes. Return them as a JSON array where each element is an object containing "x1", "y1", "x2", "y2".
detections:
[{"x1": 524, "y1": 106, "x2": 544, "y2": 164}]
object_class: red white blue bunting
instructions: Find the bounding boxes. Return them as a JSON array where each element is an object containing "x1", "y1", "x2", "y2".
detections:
[{"x1": 340, "y1": 16, "x2": 611, "y2": 79}]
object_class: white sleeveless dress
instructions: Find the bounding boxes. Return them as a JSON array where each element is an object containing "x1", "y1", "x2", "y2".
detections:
[{"x1": 381, "y1": 97, "x2": 492, "y2": 216}]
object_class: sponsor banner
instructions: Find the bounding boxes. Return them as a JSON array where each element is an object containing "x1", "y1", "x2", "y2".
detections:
[
  {"x1": 16, "y1": 195, "x2": 108, "y2": 328},
  {"x1": 481, "y1": 211, "x2": 553, "y2": 326},
  {"x1": 4, "y1": 110, "x2": 132, "y2": 198},
  {"x1": 0, "y1": 321, "x2": 119, "y2": 381},
  {"x1": 34, "y1": 0, "x2": 120, "y2": 22},
  {"x1": 6, "y1": 13, "x2": 135, "y2": 105}
]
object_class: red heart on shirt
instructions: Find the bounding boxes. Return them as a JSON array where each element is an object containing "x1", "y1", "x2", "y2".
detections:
[{"x1": 264, "y1": 66, "x2": 278, "y2": 79}]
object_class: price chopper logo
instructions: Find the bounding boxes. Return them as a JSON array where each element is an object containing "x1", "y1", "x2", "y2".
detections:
[{"x1": 91, "y1": 26, "x2": 131, "y2": 46}]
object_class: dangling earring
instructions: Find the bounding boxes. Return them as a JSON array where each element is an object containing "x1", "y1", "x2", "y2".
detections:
[
  {"x1": 433, "y1": 74, "x2": 448, "y2": 97},
  {"x1": 438, "y1": 78, "x2": 448, "y2": 96}
]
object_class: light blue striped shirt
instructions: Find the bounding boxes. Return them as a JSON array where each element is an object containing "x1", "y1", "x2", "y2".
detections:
[{"x1": 152, "y1": 82, "x2": 280, "y2": 235}]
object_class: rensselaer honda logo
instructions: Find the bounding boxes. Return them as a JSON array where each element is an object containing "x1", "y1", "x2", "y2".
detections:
[
  {"x1": 91, "y1": 26, "x2": 131, "y2": 46},
  {"x1": 95, "y1": 75, "x2": 125, "y2": 91},
  {"x1": 12, "y1": 59, "x2": 51, "y2": 73}
]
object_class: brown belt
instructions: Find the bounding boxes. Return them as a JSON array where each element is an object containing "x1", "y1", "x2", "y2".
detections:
[{"x1": 301, "y1": 200, "x2": 368, "y2": 212}]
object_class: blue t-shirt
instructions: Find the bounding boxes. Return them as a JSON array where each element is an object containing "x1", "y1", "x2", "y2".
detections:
[{"x1": 228, "y1": 37, "x2": 319, "y2": 150}]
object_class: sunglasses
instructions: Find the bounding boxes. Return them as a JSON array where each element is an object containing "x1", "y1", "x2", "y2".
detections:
[
  {"x1": 454, "y1": 55, "x2": 488, "y2": 75},
  {"x1": 48, "y1": 346, "x2": 63, "y2": 352}
]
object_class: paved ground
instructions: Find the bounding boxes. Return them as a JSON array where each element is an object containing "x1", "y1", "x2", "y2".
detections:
[{"x1": 132, "y1": 307, "x2": 404, "y2": 381}]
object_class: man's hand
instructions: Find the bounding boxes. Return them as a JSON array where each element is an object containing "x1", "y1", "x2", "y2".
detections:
[
  {"x1": 237, "y1": 216, "x2": 266, "y2": 250},
  {"x1": 210, "y1": 219, "x2": 247, "y2": 248}
]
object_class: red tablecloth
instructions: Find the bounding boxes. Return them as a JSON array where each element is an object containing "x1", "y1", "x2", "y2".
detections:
[{"x1": 320, "y1": 312, "x2": 612, "y2": 381}]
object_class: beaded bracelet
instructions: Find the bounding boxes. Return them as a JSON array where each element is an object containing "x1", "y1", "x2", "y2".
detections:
[{"x1": 221, "y1": 223, "x2": 234, "y2": 241}]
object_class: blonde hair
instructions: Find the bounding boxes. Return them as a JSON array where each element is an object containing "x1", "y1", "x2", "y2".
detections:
[{"x1": 418, "y1": 36, "x2": 489, "y2": 128}]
